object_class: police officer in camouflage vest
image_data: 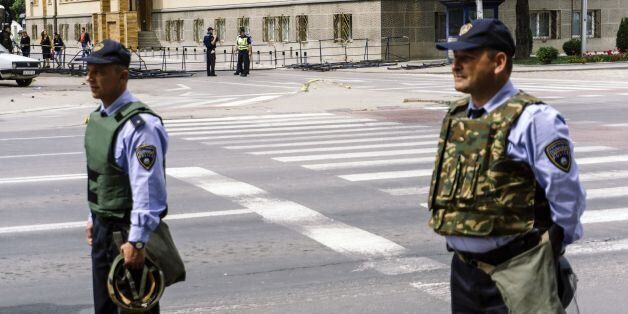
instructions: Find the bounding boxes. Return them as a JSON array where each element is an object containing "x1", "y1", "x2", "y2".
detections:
[
  {"x1": 80, "y1": 40, "x2": 169, "y2": 314},
  {"x1": 430, "y1": 19, "x2": 585, "y2": 313}
]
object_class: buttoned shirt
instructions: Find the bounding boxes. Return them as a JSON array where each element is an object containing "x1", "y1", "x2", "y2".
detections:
[
  {"x1": 91, "y1": 89, "x2": 168, "y2": 243},
  {"x1": 445, "y1": 80, "x2": 586, "y2": 253}
]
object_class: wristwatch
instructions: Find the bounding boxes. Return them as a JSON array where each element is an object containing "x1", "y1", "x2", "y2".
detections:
[{"x1": 130, "y1": 241, "x2": 145, "y2": 250}]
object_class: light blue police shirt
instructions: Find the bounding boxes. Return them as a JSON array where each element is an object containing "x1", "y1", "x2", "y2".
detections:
[
  {"x1": 445, "y1": 80, "x2": 586, "y2": 253},
  {"x1": 93, "y1": 89, "x2": 169, "y2": 243}
]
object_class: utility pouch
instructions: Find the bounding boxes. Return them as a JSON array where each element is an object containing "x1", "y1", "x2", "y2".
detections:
[{"x1": 475, "y1": 232, "x2": 564, "y2": 314}]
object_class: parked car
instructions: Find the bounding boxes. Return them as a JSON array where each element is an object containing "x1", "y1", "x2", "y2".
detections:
[{"x1": 0, "y1": 44, "x2": 41, "y2": 87}]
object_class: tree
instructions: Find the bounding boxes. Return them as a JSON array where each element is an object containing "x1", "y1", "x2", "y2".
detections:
[
  {"x1": 11, "y1": 0, "x2": 25, "y2": 20},
  {"x1": 515, "y1": 0, "x2": 531, "y2": 59},
  {"x1": 618, "y1": 17, "x2": 628, "y2": 53}
]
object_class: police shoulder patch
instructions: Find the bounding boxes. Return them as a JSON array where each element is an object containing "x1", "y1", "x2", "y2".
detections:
[
  {"x1": 135, "y1": 144, "x2": 157, "y2": 171},
  {"x1": 544, "y1": 138, "x2": 571, "y2": 173}
]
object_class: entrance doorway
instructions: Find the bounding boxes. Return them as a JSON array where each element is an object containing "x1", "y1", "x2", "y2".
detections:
[{"x1": 137, "y1": 0, "x2": 152, "y2": 31}]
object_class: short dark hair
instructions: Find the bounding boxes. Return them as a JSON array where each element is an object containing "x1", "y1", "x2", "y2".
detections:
[
  {"x1": 239, "y1": 27, "x2": 245, "y2": 33},
  {"x1": 487, "y1": 48, "x2": 513, "y2": 74}
]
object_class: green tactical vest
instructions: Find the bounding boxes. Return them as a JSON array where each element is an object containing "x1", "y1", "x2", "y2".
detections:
[
  {"x1": 84, "y1": 101, "x2": 161, "y2": 219},
  {"x1": 237, "y1": 36, "x2": 249, "y2": 51},
  {"x1": 428, "y1": 91, "x2": 551, "y2": 237}
]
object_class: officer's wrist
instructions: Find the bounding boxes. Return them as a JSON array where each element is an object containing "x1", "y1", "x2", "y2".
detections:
[{"x1": 129, "y1": 241, "x2": 145, "y2": 250}]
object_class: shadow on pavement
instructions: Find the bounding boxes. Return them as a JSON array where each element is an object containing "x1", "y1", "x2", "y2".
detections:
[{"x1": 0, "y1": 303, "x2": 91, "y2": 314}]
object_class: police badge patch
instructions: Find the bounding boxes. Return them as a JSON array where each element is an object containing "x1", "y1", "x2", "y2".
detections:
[
  {"x1": 136, "y1": 144, "x2": 157, "y2": 170},
  {"x1": 545, "y1": 138, "x2": 571, "y2": 173}
]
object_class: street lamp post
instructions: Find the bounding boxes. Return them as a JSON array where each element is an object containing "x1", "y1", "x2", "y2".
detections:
[
  {"x1": 581, "y1": 0, "x2": 587, "y2": 56},
  {"x1": 476, "y1": 0, "x2": 484, "y2": 19}
]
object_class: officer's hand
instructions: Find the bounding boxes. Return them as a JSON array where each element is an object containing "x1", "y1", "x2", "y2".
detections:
[
  {"x1": 121, "y1": 242, "x2": 145, "y2": 269},
  {"x1": 85, "y1": 221, "x2": 93, "y2": 246}
]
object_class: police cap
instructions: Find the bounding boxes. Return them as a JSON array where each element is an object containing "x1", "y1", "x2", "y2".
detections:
[
  {"x1": 436, "y1": 18, "x2": 516, "y2": 57},
  {"x1": 78, "y1": 39, "x2": 131, "y2": 68}
]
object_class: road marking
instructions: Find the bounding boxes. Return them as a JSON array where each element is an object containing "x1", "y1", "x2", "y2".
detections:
[
  {"x1": 226, "y1": 134, "x2": 437, "y2": 150},
  {"x1": 580, "y1": 170, "x2": 628, "y2": 182},
  {"x1": 0, "y1": 173, "x2": 86, "y2": 184},
  {"x1": 274, "y1": 148, "x2": 435, "y2": 162},
  {"x1": 0, "y1": 209, "x2": 254, "y2": 235},
  {"x1": 580, "y1": 94, "x2": 604, "y2": 97},
  {"x1": 581, "y1": 208, "x2": 628, "y2": 224},
  {"x1": 169, "y1": 122, "x2": 399, "y2": 136},
  {"x1": 0, "y1": 152, "x2": 82, "y2": 159},
  {"x1": 355, "y1": 257, "x2": 448, "y2": 275},
  {"x1": 250, "y1": 141, "x2": 436, "y2": 156},
  {"x1": 165, "y1": 84, "x2": 191, "y2": 91},
  {"x1": 586, "y1": 186, "x2": 628, "y2": 199},
  {"x1": 167, "y1": 167, "x2": 406, "y2": 257},
  {"x1": 381, "y1": 186, "x2": 432, "y2": 196},
  {"x1": 0, "y1": 135, "x2": 83, "y2": 141},
  {"x1": 574, "y1": 146, "x2": 615, "y2": 153},
  {"x1": 164, "y1": 113, "x2": 334, "y2": 124},
  {"x1": 174, "y1": 98, "x2": 237, "y2": 109},
  {"x1": 339, "y1": 169, "x2": 433, "y2": 182},
  {"x1": 409, "y1": 282, "x2": 450, "y2": 301},
  {"x1": 578, "y1": 155, "x2": 628, "y2": 165},
  {"x1": 567, "y1": 237, "x2": 628, "y2": 255},
  {"x1": 542, "y1": 96, "x2": 565, "y2": 99},
  {"x1": 212, "y1": 95, "x2": 282, "y2": 107},
  {"x1": 206, "y1": 81, "x2": 299, "y2": 89},
  {"x1": 302, "y1": 157, "x2": 436, "y2": 171},
  {"x1": 168, "y1": 115, "x2": 353, "y2": 128},
  {"x1": 192, "y1": 126, "x2": 429, "y2": 142},
  {"x1": 167, "y1": 118, "x2": 376, "y2": 132},
  {"x1": 605, "y1": 123, "x2": 628, "y2": 127}
]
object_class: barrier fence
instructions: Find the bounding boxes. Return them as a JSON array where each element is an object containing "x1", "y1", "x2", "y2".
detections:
[{"x1": 6, "y1": 36, "x2": 411, "y2": 77}]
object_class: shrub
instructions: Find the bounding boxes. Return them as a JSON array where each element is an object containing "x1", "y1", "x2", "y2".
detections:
[
  {"x1": 537, "y1": 47, "x2": 559, "y2": 64},
  {"x1": 617, "y1": 17, "x2": 628, "y2": 53},
  {"x1": 563, "y1": 39, "x2": 581, "y2": 56}
]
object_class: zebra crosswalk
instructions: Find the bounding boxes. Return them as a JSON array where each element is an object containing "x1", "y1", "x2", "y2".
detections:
[{"x1": 166, "y1": 112, "x2": 628, "y2": 225}]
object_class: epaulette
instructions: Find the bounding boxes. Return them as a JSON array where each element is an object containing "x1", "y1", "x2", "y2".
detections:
[
  {"x1": 129, "y1": 114, "x2": 146, "y2": 129},
  {"x1": 447, "y1": 97, "x2": 470, "y2": 115}
]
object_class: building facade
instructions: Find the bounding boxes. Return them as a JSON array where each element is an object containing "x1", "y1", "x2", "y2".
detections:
[{"x1": 25, "y1": 0, "x2": 628, "y2": 59}]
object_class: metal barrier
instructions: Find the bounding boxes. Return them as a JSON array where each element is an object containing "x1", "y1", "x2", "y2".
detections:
[{"x1": 5, "y1": 36, "x2": 414, "y2": 77}]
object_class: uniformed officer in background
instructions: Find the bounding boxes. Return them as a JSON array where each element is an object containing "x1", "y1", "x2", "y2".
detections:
[
  {"x1": 203, "y1": 26, "x2": 217, "y2": 76},
  {"x1": 428, "y1": 19, "x2": 585, "y2": 313},
  {"x1": 234, "y1": 27, "x2": 252, "y2": 77},
  {"x1": 80, "y1": 39, "x2": 169, "y2": 314}
]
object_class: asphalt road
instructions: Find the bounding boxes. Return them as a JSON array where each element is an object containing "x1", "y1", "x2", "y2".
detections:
[{"x1": 1, "y1": 67, "x2": 627, "y2": 313}]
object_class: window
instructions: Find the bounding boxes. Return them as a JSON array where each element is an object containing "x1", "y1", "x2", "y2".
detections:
[
  {"x1": 296, "y1": 15, "x2": 308, "y2": 42},
  {"x1": 32, "y1": 25, "x2": 38, "y2": 40},
  {"x1": 46, "y1": 24, "x2": 53, "y2": 37},
  {"x1": 193, "y1": 18, "x2": 204, "y2": 43},
  {"x1": 32, "y1": 0, "x2": 39, "y2": 6},
  {"x1": 60, "y1": 24, "x2": 69, "y2": 41},
  {"x1": 572, "y1": 10, "x2": 601, "y2": 38},
  {"x1": 333, "y1": 14, "x2": 352, "y2": 42},
  {"x1": 448, "y1": 8, "x2": 463, "y2": 37},
  {"x1": 86, "y1": 23, "x2": 93, "y2": 37},
  {"x1": 530, "y1": 10, "x2": 560, "y2": 39},
  {"x1": 238, "y1": 17, "x2": 250, "y2": 34},
  {"x1": 74, "y1": 24, "x2": 81, "y2": 41},
  {"x1": 277, "y1": 16, "x2": 289, "y2": 42},
  {"x1": 263, "y1": 16, "x2": 275, "y2": 42},
  {"x1": 166, "y1": 19, "x2": 184, "y2": 42},
  {"x1": 435, "y1": 12, "x2": 446, "y2": 42},
  {"x1": 214, "y1": 18, "x2": 225, "y2": 42}
]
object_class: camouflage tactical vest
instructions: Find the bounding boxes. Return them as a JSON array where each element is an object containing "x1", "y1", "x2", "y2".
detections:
[
  {"x1": 84, "y1": 101, "x2": 160, "y2": 220},
  {"x1": 427, "y1": 91, "x2": 551, "y2": 237}
]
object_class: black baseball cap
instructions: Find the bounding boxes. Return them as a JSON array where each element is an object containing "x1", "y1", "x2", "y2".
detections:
[
  {"x1": 78, "y1": 39, "x2": 131, "y2": 67},
  {"x1": 436, "y1": 19, "x2": 516, "y2": 57}
]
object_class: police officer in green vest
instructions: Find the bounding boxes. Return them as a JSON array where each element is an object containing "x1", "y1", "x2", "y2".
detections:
[
  {"x1": 80, "y1": 40, "x2": 169, "y2": 314},
  {"x1": 430, "y1": 19, "x2": 585, "y2": 313},
  {"x1": 235, "y1": 27, "x2": 252, "y2": 77}
]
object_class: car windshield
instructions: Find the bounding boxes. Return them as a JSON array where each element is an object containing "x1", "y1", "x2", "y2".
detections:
[{"x1": 0, "y1": 45, "x2": 7, "y2": 54}]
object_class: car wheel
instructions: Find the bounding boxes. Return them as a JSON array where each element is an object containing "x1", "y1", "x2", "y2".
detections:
[{"x1": 16, "y1": 79, "x2": 33, "y2": 87}]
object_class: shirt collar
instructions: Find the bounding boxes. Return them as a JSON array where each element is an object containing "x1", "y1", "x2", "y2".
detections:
[
  {"x1": 100, "y1": 89, "x2": 139, "y2": 116},
  {"x1": 467, "y1": 80, "x2": 519, "y2": 115}
]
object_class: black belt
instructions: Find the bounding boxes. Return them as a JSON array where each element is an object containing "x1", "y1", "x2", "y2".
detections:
[{"x1": 454, "y1": 230, "x2": 541, "y2": 266}]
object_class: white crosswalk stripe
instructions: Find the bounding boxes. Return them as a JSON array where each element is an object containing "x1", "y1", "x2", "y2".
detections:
[{"x1": 165, "y1": 112, "x2": 628, "y2": 227}]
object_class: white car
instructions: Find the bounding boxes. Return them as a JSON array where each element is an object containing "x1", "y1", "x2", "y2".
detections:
[{"x1": 0, "y1": 44, "x2": 41, "y2": 87}]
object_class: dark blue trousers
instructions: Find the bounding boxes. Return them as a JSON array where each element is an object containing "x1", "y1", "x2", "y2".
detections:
[
  {"x1": 91, "y1": 215, "x2": 160, "y2": 314},
  {"x1": 236, "y1": 50, "x2": 250, "y2": 75}
]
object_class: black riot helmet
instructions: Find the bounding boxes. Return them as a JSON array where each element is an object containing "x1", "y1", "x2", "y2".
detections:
[{"x1": 107, "y1": 254, "x2": 165, "y2": 313}]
